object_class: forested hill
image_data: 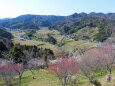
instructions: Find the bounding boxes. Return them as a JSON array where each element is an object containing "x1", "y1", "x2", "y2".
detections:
[
  {"x1": 49, "y1": 12, "x2": 115, "y2": 41},
  {"x1": 0, "y1": 14, "x2": 65, "y2": 29},
  {"x1": 0, "y1": 27, "x2": 13, "y2": 39},
  {"x1": 49, "y1": 12, "x2": 115, "y2": 33},
  {"x1": 0, "y1": 27, "x2": 13, "y2": 58}
]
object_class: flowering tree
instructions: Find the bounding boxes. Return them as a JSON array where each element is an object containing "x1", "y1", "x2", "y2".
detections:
[
  {"x1": 0, "y1": 63, "x2": 14, "y2": 86},
  {"x1": 79, "y1": 41, "x2": 115, "y2": 85},
  {"x1": 49, "y1": 57, "x2": 79, "y2": 86},
  {"x1": 94, "y1": 41, "x2": 115, "y2": 83},
  {"x1": 6, "y1": 49, "x2": 46, "y2": 86},
  {"x1": 79, "y1": 50, "x2": 101, "y2": 86},
  {"x1": 96, "y1": 42, "x2": 115, "y2": 74},
  {"x1": 12, "y1": 63, "x2": 24, "y2": 86},
  {"x1": 0, "y1": 62, "x2": 22, "y2": 86}
]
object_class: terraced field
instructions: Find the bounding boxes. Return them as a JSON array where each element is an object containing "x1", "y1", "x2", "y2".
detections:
[{"x1": 11, "y1": 28, "x2": 97, "y2": 56}]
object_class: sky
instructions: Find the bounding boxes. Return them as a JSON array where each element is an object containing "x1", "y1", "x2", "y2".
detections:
[{"x1": 0, "y1": 0, "x2": 115, "y2": 18}]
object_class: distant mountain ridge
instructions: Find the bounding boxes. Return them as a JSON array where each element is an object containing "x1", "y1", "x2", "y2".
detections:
[
  {"x1": 0, "y1": 13, "x2": 115, "y2": 30},
  {"x1": 49, "y1": 12, "x2": 115, "y2": 30},
  {"x1": 0, "y1": 14, "x2": 65, "y2": 29}
]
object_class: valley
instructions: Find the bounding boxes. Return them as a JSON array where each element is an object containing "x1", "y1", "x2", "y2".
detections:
[{"x1": 0, "y1": 12, "x2": 115, "y2": 86}]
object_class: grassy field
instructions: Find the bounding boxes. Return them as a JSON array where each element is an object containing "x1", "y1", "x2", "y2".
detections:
[
  {"x1": 10, "y1": 31, "x2": 25, "y2": 37},
  {"x1": 15, "y1": 69, "x2": 115, "y2": 86},
  {"x1": 62, "y1": 40, "x2": 97, "y2": 52},
  {"x1": 12, "y1": 37, "x2": 44, "y2": 46},
  {"x1": 36, "y1": 27, "x2": 59, "y2": 35},
  {"x1": 1, "y1": 69, "x2": 115, "y2": 86},
  {"x1": 61, "y1": 40, "x2": 86, "y2": 51}
]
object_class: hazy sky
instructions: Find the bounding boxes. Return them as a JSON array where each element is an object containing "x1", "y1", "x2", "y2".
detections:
[{"x1": 0, "y1": 0, "x2": 115, "y2": 18}]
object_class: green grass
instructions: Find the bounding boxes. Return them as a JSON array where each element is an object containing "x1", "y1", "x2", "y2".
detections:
[
  {"x1": 36, "y1": 27, "x2": 59, "y2": 35},
  {"x1": 61, "y1": 40, "x2": 86, "y2": 51},
  {"x1": 1, "y1": 69, "x2": 115, "y2": 86},
  {"x1": 0, "y1": 69, "x2": 90, "y2": 86},
  {"x1": 14, "y1": 69, "x2": 62, "y2": 86},
  {"x1": 61, "y1": 40, "x2": 97, "y2": 52},
  {"x1": 10, "y1": 31, "x2": 25, "y2": 37},
  {"x1": 12, "y1": 37, "x2": 44, "y2": 46},
  {"x1": 12, "y1": 37, "x2": 62, "y2": 56}
]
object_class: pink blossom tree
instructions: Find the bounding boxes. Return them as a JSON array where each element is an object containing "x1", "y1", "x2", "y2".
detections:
[
  {"x1": 49, "y1": 57, "x2": 79, "y2": 86},
  {"x1": 0, "y1": 62, "x2": 21, "y2": 86},
  {"x1": 12, "y1": 63, "x2": 24, "y2": 86},
  {"x1": 79, "y1": 50, "x2": 101, "y2": 86},
  {"x1": 94, "y1": 42, "x2": 115, "y2": 83},
  {"x1": 96, "y1": 42, "x2": 115, "y2": 74},
  {"x1": 79, "y1": 41, "x2": 115, "y2": 85}
]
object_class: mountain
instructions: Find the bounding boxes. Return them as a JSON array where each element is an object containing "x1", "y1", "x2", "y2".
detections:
[
  {"x1": 0, "y1": 14, "x2": 65, "y2": 29},
  {"x1": 49, "y1": 12, "x2": 115, "y2": 41}
]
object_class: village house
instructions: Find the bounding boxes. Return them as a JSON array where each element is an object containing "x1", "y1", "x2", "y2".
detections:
[
  {"x1": 18, "y1": 30, "x2": 27, "y2": 33},
  {"x1": 20, "y1": 34, "x2": 30, "y2": 40},
  {"x1": 20, "y1": 38, "x2": 25, "y2": 41}
]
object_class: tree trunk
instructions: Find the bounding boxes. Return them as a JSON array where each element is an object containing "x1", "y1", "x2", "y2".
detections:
[
  {"x1": 64, "y1": 77, "x2": 67, "y2": 86},
  {"x1": 71, "y1": 80, "x2": 73, "y2": 86},
  {"x1": 109, "y1": 69, "x2": 112, "y2": 74},
  {"x1": 46, "y1": 61, "x2": 49, "y2": 68},
  {"x1": 107, "y1": 65, "x2": 112, "y2": 74},
  {"x1": 56, "y1": 74, "x2": 64, "y2": 86},
  {"x1": 19, "y1": 74, "x2": 22, "y2": 86}
]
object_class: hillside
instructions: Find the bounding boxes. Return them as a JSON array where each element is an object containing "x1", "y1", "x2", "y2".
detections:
[
  {"x1": 0, "y1": 27, "x2": 13, "y2": 39},
  {"x1": 0, "y1": 37, "x2": 14, "y2": 58},
  {"x1": 49, "y1": 13, "x2": 115, "y2": 41},
  {"x1": 0, "y1": 14, "x2": 65, "y2": 29},
  {"x1": 72, "y1": 26, "x2": 98, "y2": 40},
  {"x1": 0, "y1": 27, "x2": 13, "y2": 58}
]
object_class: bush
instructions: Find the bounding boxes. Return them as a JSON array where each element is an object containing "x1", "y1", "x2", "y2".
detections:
[
  {"x1": 45, "y1": 34, "x2": 57, "y2": 45},
  {"x1": 90, "y1": 79, "x2": 101, "y2": 86}
]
